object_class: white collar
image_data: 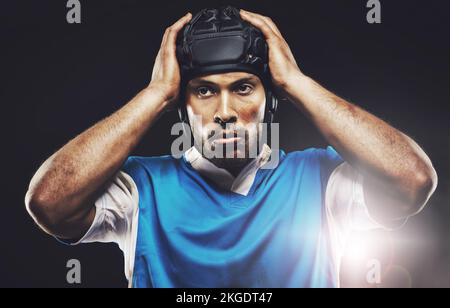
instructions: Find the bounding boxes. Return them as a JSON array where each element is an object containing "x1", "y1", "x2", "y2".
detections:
[{"x1": 183, "y1": 144, "x2": 272, "y2": 196}]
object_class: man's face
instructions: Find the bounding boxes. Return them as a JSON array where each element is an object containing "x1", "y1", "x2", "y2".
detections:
[{"x1": 186, "y1": 72, "x2": 266, "y2": 170}]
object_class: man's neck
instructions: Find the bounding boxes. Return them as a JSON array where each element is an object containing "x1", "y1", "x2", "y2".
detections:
[
  {"x1": 226, "y1": 166, "x2": 247, "y2": 178},
  {"x1": 210, "y1": 158, "x2": 253, "y2": 178}
]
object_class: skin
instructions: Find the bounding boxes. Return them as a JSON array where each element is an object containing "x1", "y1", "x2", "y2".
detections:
[
  {"x1": 25, "y1": 9, "x2": 437, "y2": 241},
  {"x1": 186, "y1": 72, "x2": 266, "y2": 177},
  {"x1": 25, "y1": 13, "x2": 194, "y2": 239},
  {"x1": 240, "y1": 9, "x2": 438, "y2": 224}
]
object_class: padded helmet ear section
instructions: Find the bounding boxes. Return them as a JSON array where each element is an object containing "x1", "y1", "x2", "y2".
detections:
[
  {"x1": 176, "y1": 81, "x2": 188, "y2": 125},
  {"x1": 177, "y1": 106, "x2": 188, "y2": 124},
  {"x1": 264, "y1": 89, "x2": 278, "y2": 125},
  {"x1": 177, "y1": 102, "x2": 195, "y2": 148},
  {"x1": 270, "y1": 92, "x2": 278, "y2": 115},
  {"x1": 177, "y1": 86, "x2": 190, "y2": 125}
]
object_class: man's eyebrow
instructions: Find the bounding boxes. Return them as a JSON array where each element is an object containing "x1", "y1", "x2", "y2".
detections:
[
  {"x1": 189, "y1": 79, "x2": 218, "y2": 86},
  {"x1": 229, "y1": 77, "x2": 259, "y2": 87},
  {"x1": 189, "y1": 76, "x2": 259, "y2": 87}
]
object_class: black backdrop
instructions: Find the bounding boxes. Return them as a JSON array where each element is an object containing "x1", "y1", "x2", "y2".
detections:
[{"x1": 2, "y1": 0, "x2": 450, "y2": 287}]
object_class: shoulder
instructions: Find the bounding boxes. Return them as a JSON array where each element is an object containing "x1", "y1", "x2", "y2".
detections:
[
  {"x1": 284, "y1": 146, "x2": 343, "y2": 165},
  {"x1": 283, "y1": 146, "x2": 345, "y2": 188},
  {"x1": 124, "y1": 154, "x2": 177, "y2": 166},
  {"x1": 122, "y1": 155, "x2": 181, "y2": 177}
]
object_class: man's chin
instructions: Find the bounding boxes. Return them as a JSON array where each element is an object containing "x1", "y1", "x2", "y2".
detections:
[{"x1": 198, "y1": 140, "x2": 261, "y2": 170}]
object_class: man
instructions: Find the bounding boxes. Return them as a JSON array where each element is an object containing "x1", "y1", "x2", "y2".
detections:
[{"x1": 25, "y1": 7, "x2": 437, "y2": 288}]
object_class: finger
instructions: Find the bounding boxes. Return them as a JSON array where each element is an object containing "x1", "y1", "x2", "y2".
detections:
[
  {"x1": 240, "y1": 10, "x2": 280, "y2": 40},
  {"x1": 151, "y1": 48, "x2": 163, "y2": 80},
  {"x1": 262, "y1": 16, "x2": 283, "y2": 37},
  {"x1": 241, "y1": 9, "x2": 282, "y2": 37},
  {"x1": 159, "y1": 25, "x2": 170, "y2": 51},
  {"x1": 154, "y1": 47, "x2": 162, "y2": 66},
  {"x1": 163, "y1": 13, "x2": 192, "y2": 51},
  {"x1": 160, "y1": 13, "x2": 189, "y2": 50},
  {"x1": 170, "y1": 12, "x2": 193, "y2": 31}
]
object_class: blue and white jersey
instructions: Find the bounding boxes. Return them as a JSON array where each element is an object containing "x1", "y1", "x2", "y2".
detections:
[{"x1": 68, "y1": 145, "x2": 383, "y2": 288}]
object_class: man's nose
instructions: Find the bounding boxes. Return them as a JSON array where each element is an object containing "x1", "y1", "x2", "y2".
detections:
[{"x1": 214, "y1": 92, "x2": 238, "y2": 127}]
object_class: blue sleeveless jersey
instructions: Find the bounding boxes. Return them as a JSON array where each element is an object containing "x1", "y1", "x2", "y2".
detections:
[{"x1": 122, "y1": 147, "x2": 343, "y2": 288}]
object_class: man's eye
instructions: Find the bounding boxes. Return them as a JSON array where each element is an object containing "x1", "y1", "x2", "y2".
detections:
[
  {"x1": 197, "y1": 87, "x2": 215, "y2": 97},
  {"x1": 235, "y1": 84, "x2": 253, "y2": 95}
]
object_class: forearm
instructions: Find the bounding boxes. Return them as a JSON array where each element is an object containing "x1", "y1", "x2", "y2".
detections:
[
  {"x1": 26, "y1": 85, "x2": 168, "y2": 226},
  {"x1": 285, "y1": 73, "x2": 436, "y2": 203},
  {"x1": 238, "y1": 9, "x2": 436, "y2": 219}
]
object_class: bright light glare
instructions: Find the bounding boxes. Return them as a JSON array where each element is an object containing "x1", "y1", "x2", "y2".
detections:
[{"x1": 344, "y1": 232, "x2": 377, "y2": 262}]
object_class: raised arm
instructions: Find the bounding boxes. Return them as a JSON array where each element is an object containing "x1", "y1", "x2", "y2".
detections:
[
  {"x1": 241, "y1": 9, "x2": 437, "y2": 224},
  {"x1": 25, "y1": 13, "x2": 192, "y2": 240}
]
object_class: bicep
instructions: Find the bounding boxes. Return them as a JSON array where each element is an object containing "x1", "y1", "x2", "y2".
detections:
[{"x1": 56, "y1": 171, "x2": 139, "y2": 248}]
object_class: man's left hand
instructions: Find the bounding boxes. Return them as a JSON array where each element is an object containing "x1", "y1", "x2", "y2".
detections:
[{"x1": 240, "y1": 9, "x2": 303, "y2": 96}]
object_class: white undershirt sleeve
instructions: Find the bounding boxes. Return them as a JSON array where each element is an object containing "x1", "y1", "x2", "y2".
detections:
[
  {"x1": 325, "y1": 162, "x2": 385, "y2": 257},
  {"x1": 62, "y1": 171, "x2": 139, "y2": 282}
]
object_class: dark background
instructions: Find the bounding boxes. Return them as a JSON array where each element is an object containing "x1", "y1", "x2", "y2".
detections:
[{"x1": 2, "y1": 0, "x2": 449, "y2": 287}]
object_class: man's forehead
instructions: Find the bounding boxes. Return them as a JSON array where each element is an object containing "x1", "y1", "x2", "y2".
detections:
[{"x1": 189, "y1": 72, "x2": 261, "y2": 86}]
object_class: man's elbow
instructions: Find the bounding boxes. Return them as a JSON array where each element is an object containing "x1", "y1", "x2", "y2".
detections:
[
  {"x1": 408, "y1": 165, "x2": 438, "y2": 216},
  {"x1": 25, "y1": 190, "x2": 64, "y2": 236}
]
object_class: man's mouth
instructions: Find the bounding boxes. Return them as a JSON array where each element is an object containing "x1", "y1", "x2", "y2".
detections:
[
  {"x1": 212, "y1": 137, "x2": 243, "y2": 145},
  {"x1": 208, "y1": 130, "x2": 246, "y2": 147}
]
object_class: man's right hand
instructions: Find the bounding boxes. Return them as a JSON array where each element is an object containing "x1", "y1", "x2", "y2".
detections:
[
  {"x1": 148, "y1": 12, "x2": 192, "y2": 112},
  {"x1": 25, "y1": 13, "x2": 192, "y2": 240}
]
